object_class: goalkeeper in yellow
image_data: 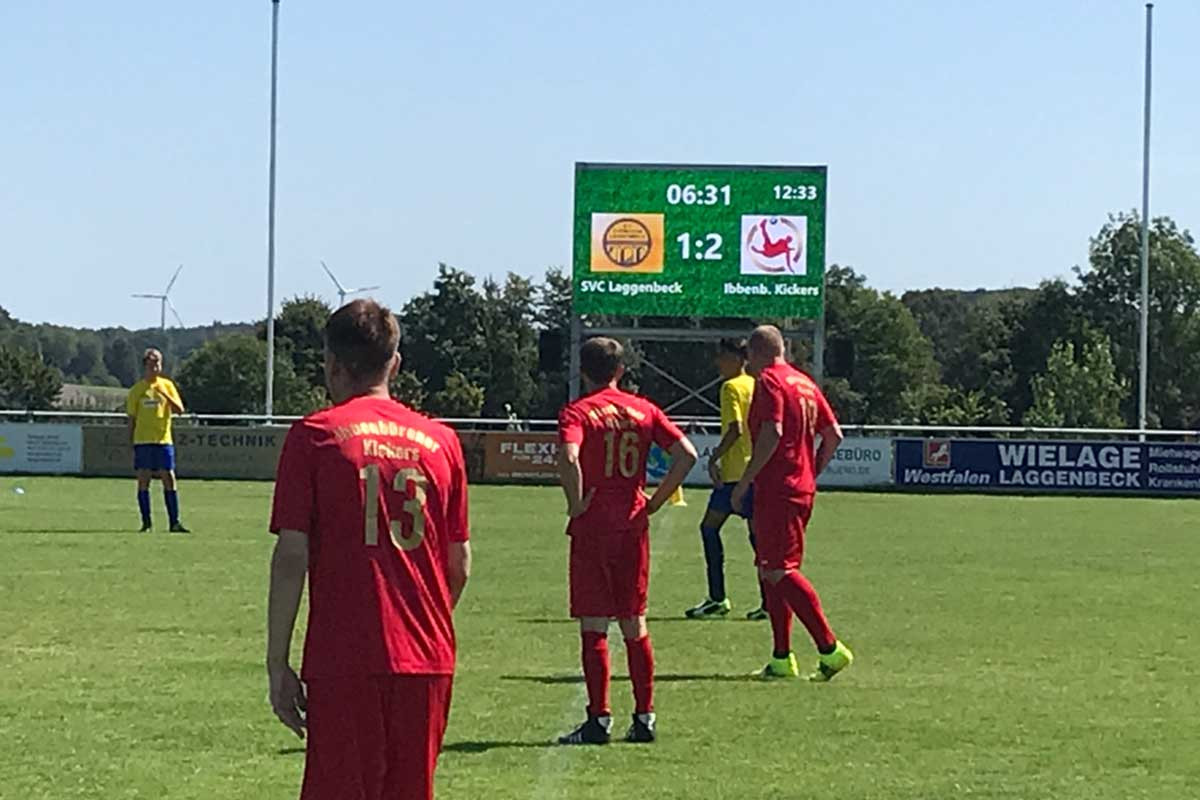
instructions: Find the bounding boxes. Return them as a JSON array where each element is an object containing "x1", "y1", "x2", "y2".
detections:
[
  {"x1": 126, "y1": 348, "x2": 189, "y2": 533},
  {"x1": 684, "y1": 339, "x2": 767, "y2": 620}
]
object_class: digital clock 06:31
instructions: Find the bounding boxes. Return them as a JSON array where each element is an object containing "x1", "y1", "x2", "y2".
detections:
[{"x1": 665, "y1": 184, "x2": 732, "y2": 206}]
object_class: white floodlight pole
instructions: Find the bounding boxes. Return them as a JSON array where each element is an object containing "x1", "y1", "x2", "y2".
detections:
[
  {"x1": 265, "y1": 0, "x2": 281, "y2": 419},
  {"x1": 1137, "y1": 3, "x2": 1153, "y2": 438}
]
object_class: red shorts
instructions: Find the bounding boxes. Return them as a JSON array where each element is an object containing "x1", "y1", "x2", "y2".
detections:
[
  {"x1": 752, "y1": 496, "x2": 813, "y2": 570},
  {"x1": 569, "y1": 527, "x2": 650, "y2": 619},
  {"x1": 301, "y1": 674, "x2": 453, "y2": 800}
]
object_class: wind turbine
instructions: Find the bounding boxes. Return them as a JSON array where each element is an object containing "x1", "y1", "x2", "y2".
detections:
[
  {"x1": 321, "y1": 260, "x2": 380, "y2": 307},
  {"x1": 132, "y1": 264, "x2": 185, "y2": 330}
]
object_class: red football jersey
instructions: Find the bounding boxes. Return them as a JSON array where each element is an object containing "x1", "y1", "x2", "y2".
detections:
[
  {"x1": 747, "y1": 362, "x2": 838, "y2": 499},
  {"x1": 270, "y1": 395, "x2": 470, "y2": 680},
  {"x1": 558, "y1": 387, "x2": 685, "y2": 533}
]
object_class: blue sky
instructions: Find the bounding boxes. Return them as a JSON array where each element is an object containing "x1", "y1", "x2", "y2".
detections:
[{"x1": 2, "y1": 1, "x2": 1196, "y2": 329}]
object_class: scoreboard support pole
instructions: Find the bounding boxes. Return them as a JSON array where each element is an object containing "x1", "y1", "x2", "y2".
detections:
[
  {"x1": 569, "y1": 318, "x2": 824, "y2": 406},
  {"x1": 813, "y1": 309, "x2": 826, "y2": 382},
  {"x1": 568, "y1": 315, "x2": 583, "y2": 400}
]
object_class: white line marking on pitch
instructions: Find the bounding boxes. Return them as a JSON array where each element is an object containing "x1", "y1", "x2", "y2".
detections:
[{"x1": 528, "y1": 504, "x2": 685, "y2": 800}]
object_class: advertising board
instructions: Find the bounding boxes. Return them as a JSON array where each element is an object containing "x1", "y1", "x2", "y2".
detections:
[
  {"x1": 82, "y1": 425, "x2": 286, "y2": 480},
  {"x1": 0, "y1": 423, "x2": 83, "y2": 474},
  {"x1": 895, "y1": 439, "x2": 1200, "y2": 496}
]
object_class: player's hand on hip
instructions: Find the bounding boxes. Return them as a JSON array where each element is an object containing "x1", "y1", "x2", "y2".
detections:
[
  {"x1": 268, "y1": 664, "x2": 307, "y2": 739},
  {"x1": 646, "y1": 494, "x2": 666, "y2": 516},
  {"x1": 730, "y1": 481, "x2": 749, "y2": 514},
  {"x1": 568, "y1": 488, "x2": 596, "y2": 519},
  {"x1": 707, "y1": 458, "x2": 721, "y2": 487}
]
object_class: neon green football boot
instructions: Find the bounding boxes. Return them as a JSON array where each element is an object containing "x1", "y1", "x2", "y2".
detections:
[
  {"x1": 807, "y1": 641, "x2": 854, "y2": 683},
  {"x1": 756, "y1": 652, "x2": 800, "y2": 679}
]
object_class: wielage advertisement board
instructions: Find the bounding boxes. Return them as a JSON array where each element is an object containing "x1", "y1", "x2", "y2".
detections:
[{"x1": 895, "y1": 438, "x2": 1200, "y2": 496}]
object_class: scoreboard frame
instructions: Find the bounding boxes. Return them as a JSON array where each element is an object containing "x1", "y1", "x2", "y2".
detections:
[
  {"x1": 572, "y1": 162, "x2": 828, "y2": 319},
  {"x1": 569, "y1": 162, "x2": 828, "y2": 401}
]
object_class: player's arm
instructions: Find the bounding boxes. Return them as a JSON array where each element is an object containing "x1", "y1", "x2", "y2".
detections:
[
  {"x1": 267, "y1": 529, "x2": 308, "y2": 739},
  {"x1": 731, "y1": 378, "x2": 783, "y2": 511},
  {"x1": 444, "y1": 435, "x2": 472, "y2": 608},
  {"x1": 737, "y1": 421, "x2": 781, "y2": 489},
  {"x1": 267, "y1": 530, "x2": 308, "y2": 669},
  {"x1": 558, "y1": 442, "x2": 594, "y2": 518},
  {"x1": 447, "y1": 542, "x2": 471, "y2": 608},
  {"x1": 265, "y1": 424, "x2": 314, "y2": 739},
  {"x1": 158, "y1": 381, "x2": 185, "y2": 414},
  {"x1": 710, "y1": 420, "x2": 743, "y2": 461},
  {"x1": 126, "y1": 390, "x2": 138, "y2": 443},
  {"x1": 709, "y1": 381, "x2": 749, "y2": 482},
  {"x1": 557, "y1": 406, "x2": 594, "y2": 518},
  {"x1": 709, "y1": 383, "x2": 740, "y2": 461},
  {"x1": 707, "y1": 419, "x2": 743, "y2": 481},
  {"x1": 813, "y1": 390, "x2": 844, "y2": 476},
  {"x1": 646, "y1": 436, "x2": 698, "y2": 515}
]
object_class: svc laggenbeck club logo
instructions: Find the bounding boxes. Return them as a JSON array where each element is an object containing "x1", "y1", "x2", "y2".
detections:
[{"x1": 590, "y1": 213, "x2": 665, "y2": 274}]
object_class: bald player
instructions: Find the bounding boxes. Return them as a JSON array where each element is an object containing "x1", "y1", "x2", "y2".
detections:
[{"x1": 730, "y1": 325, "x2": 854, "y2": 681}]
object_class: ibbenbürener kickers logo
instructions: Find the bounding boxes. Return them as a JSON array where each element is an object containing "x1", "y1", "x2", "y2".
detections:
[{"x1": 740, "y1": 215, "x2": 807, "y2": 275}]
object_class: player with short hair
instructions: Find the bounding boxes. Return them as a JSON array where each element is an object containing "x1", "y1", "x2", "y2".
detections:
[
  {"x1": 731, "y1": 325, "x2": 854, "y2": 682},
  {"x1": 557, "y1": 337, "x2": 698, "y2": 745},
  {"x1": 685, "y1": 338, "x2": 769, "y2": 620},
  {"x1": 126, "y1": 347, "x2": 189, "y2": 533},
  {"x1": 266, "y1": 299, "x2": 472, "y2": 800}
]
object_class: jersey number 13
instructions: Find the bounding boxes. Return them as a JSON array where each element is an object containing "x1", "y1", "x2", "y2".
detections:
[{"x1": 359, "y1": 464, "x2": 427, "y2": 550}]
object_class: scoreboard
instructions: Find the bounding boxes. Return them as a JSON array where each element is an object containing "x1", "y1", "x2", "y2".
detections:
[{"x1": 572, "y1": 163, "x2": 827, "y2": 318}]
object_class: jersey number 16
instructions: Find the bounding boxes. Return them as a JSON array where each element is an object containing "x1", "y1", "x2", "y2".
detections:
[
  {"x1": 603, "y1": 431, "x2": 641, "y2": 478},
  {"x1": 360, "y1": 464, "x2": 427, "y2": 550}
]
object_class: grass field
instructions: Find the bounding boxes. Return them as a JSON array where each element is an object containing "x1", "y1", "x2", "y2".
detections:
[{"x1": 1, "y1": 477, "x2": 1198, "y2": 799}]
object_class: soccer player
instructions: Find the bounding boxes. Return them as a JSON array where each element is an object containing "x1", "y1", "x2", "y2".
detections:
[
  {"x1": 126, "y1": 348, "x2": 188, "y2": 533},
  {"x1": 684, "y1": 338, "x2": 769, "y2": 621},
  {"x1": 266, "y1": 300, "x2": 472, "y2": 800},
  {"x1": 557, "y1": 337, "x2": 697, "y2": 745},
  {"x1": 730, "y1": 325, "x2": 854, "y2": 682}
]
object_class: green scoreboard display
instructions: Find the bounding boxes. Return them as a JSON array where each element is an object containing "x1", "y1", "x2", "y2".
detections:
[{"x1": 573, "y1": 163, "x2": 827, "y2": 318}]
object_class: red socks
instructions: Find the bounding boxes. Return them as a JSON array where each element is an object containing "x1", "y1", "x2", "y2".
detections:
[
  {"x1": 624, "y1": 636, "x2": 655, "y2": 714},
  {"x1": 581, "y1": 631, "x2": 610, "y2": 716},
  {"x1": 774, "y1": 570, "x2": 836, "y2": 652},
  {"x1": 766, "y1": 581, "x2": 793, "y2": 655},
  {"x1": 582, "y1": 631, "x2": 654, "y2": 715}
]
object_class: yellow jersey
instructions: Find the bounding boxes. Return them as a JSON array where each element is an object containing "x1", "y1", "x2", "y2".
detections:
[
  {"x1": 127, "y1": 377, "x2": 184, "y2": 445},
  {"x1": 718, "y1": 373, "x2": 755, "y2": 483}
]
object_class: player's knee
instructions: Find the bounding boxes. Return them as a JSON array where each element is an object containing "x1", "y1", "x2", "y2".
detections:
[
  {"x1": 579, "y1": 617, "x2": 609, "y2": 634},
  {"x1": 617, "y1": 616, "x2": 647, "y2": 640},
  {"x1": 760, "y1": 568, "x2": 786, "y2": 585}
]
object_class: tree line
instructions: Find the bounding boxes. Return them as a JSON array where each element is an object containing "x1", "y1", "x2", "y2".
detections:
[
  {"x1": 0, "y1": 310, "x2": 251, "y2": 409},
  {"x1": 2, "y1": 212, "x2": 1198, "y2": 429}
]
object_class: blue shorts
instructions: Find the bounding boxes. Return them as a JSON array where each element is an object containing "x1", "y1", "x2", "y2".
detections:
[
  {"x1": 708, "y1": 482, "x2": 753, "y2": 519},
  {"x1": 134, "y1": 444, "x2": 176, "y2": 473}
]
